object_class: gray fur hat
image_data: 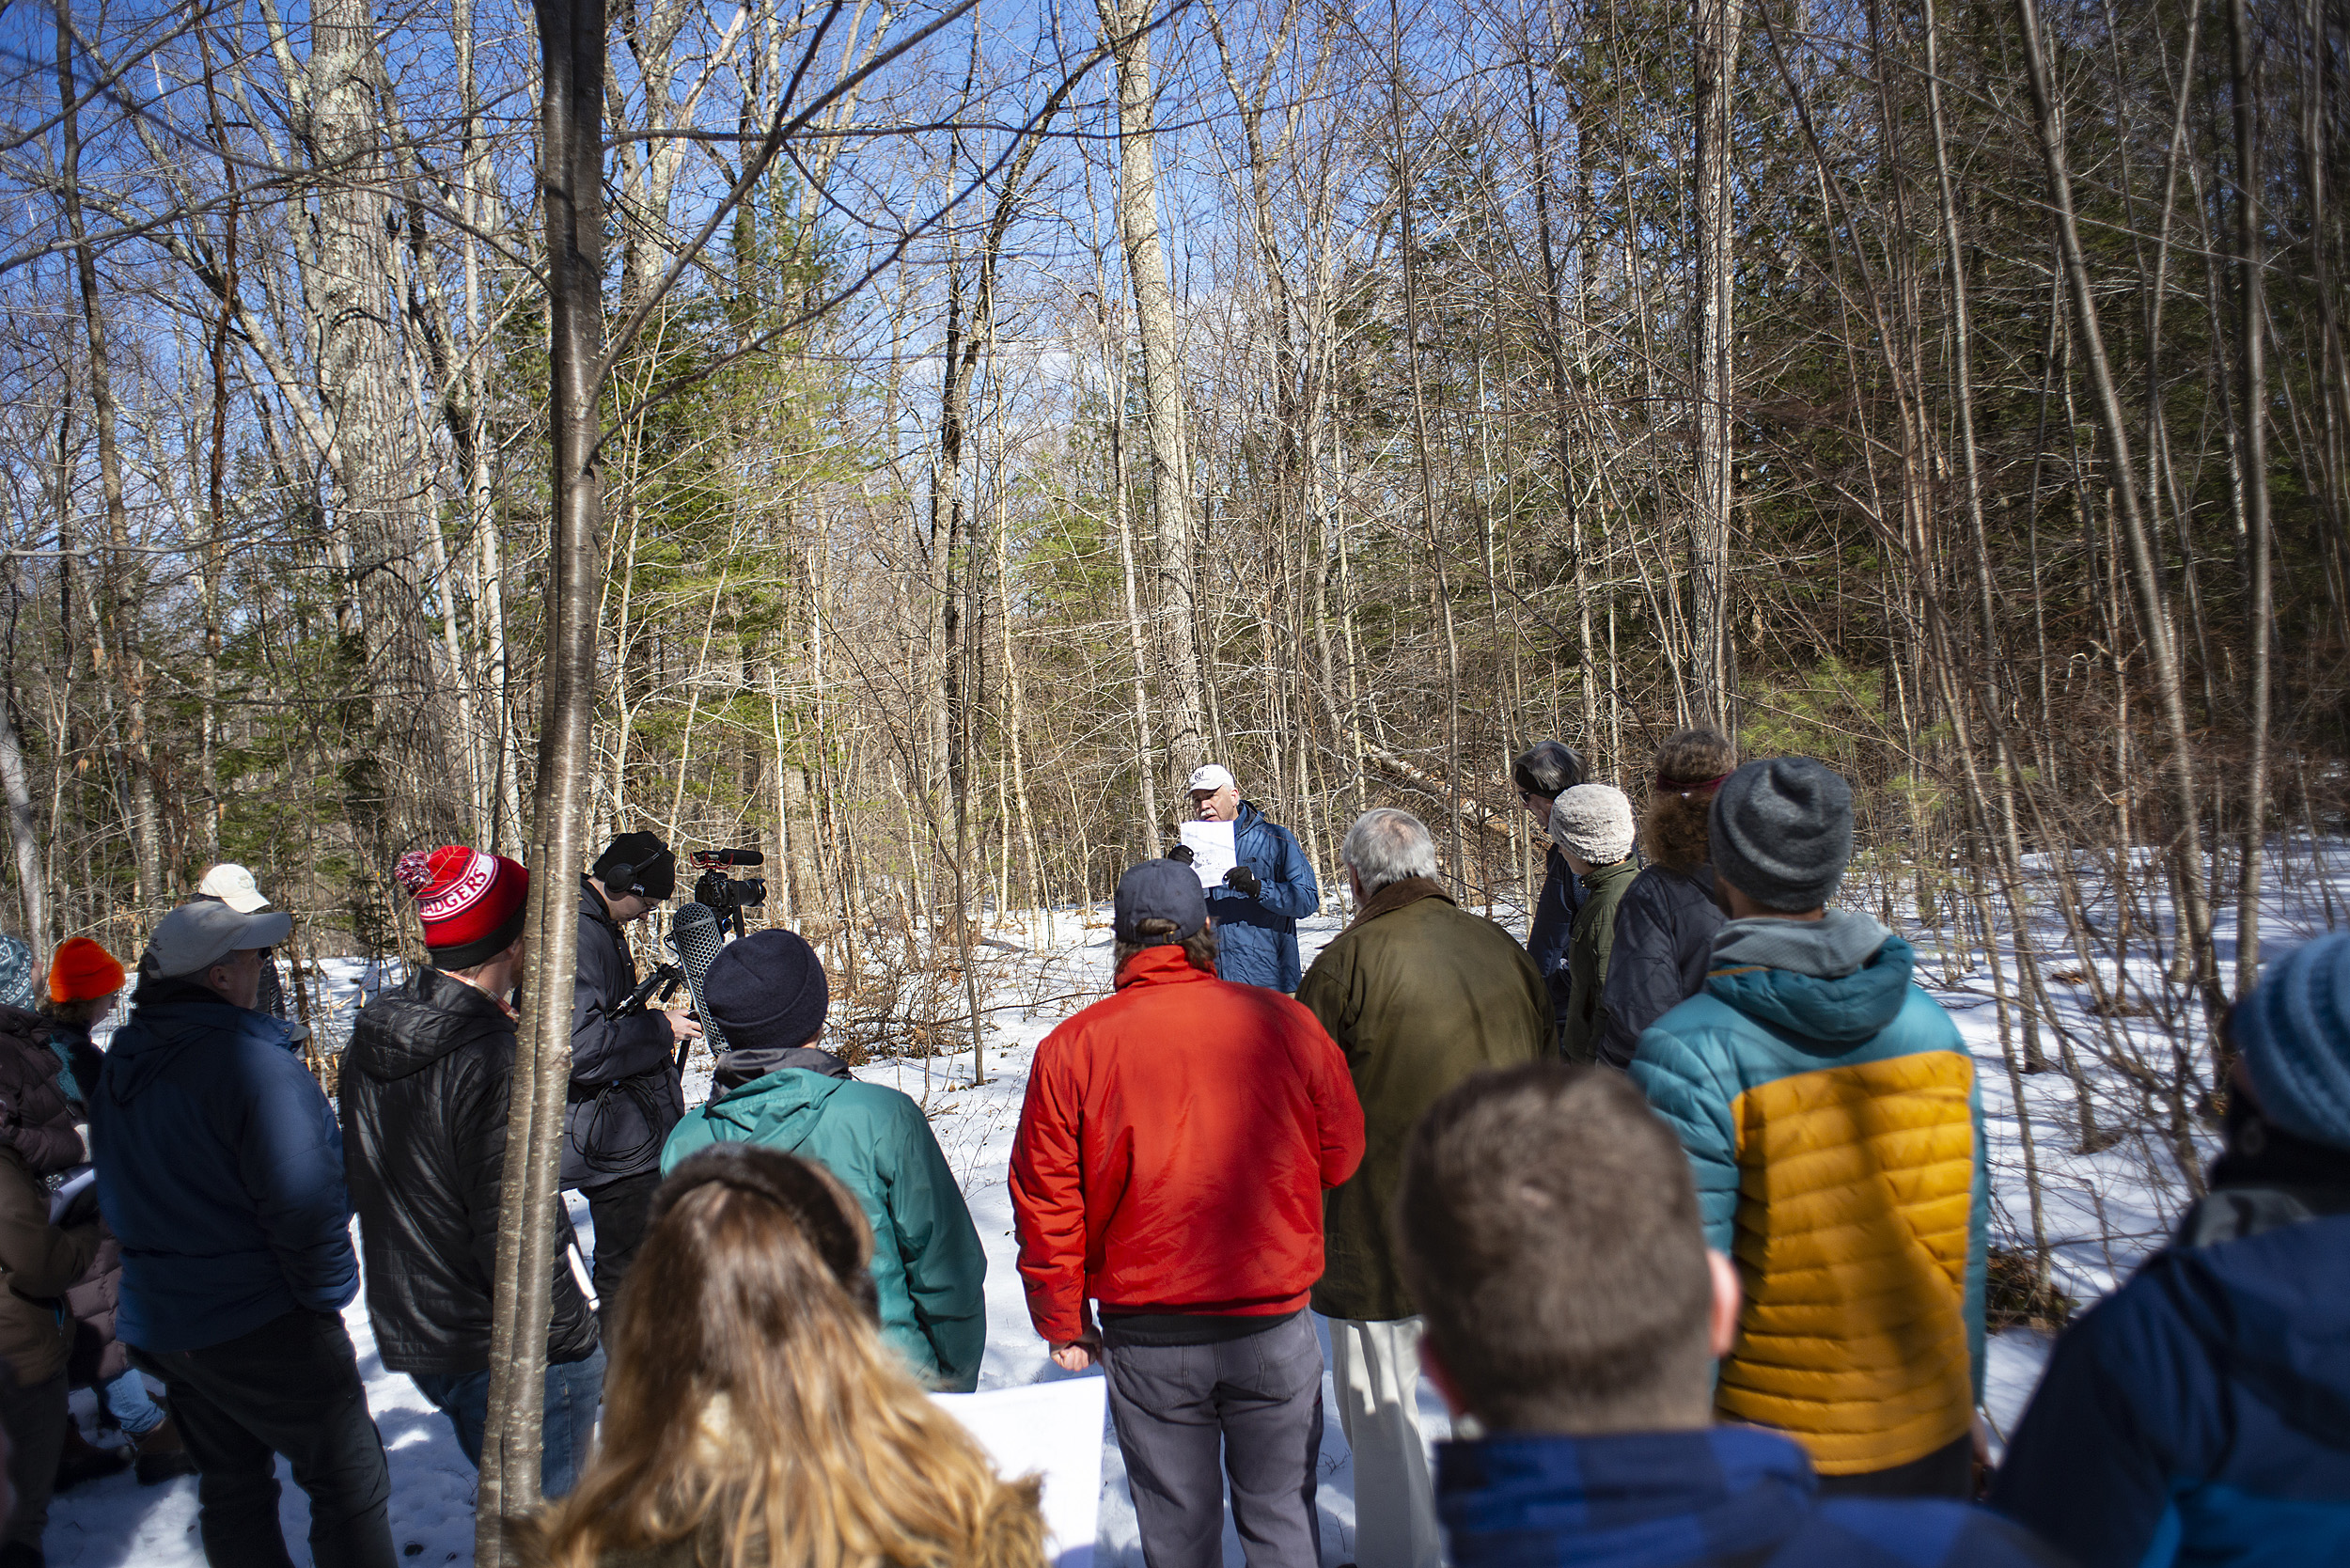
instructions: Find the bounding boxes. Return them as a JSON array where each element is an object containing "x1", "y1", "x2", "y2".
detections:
[{"x1": 1548, "y1": 784, "x2": 1636, "y2": 866}]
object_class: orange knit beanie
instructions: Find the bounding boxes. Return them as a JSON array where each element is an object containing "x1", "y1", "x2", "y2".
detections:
[{"x1": 48, "y1": 936, "x2": 126, "y2": 1004}]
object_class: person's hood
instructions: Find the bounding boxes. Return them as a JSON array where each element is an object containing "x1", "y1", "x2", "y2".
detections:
[
  {"x1": 697, "y1": 1065, "x2": 853, "y2": 1153},
  {"x1": 0, "y1": 1003, "x2": 44, "y2": 1056},
  {"x1": 0, "y1": 1004, "x2": 60, "y2": 1081},
  {"x1": 712, "y1": 1043, "x2": 852, "y2": 1091},
  {"x1": 104, "y1": 980, "x2": 294, "y2": 1104},
  {"x1": 349, "y1": 967, "x2": 512, "y2": 1083},
  {"x1": 1112, "y1": 941, "x2": 1215, "y2": 991},
  {"x1": 1233, "y1": 799, "x2": 1264, "y2": 838},
  {"x1": 2160, "y1": 1209, "x2": 2350, "y2": 1447},
  {"x1": 1705, "y1": 911, "x2": 1910, "y2": 1045},
  {"x1": 1438, "y1": 1426, "x2": 1815, "y2": 1568}
]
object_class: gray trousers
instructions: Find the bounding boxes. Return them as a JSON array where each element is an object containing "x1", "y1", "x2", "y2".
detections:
[{"x1": 1102, "y1": 1312, "x2": 1324, "y2": 1568}]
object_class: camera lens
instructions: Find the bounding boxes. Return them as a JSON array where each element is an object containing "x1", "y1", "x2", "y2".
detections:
[{"x1": 739, "y1": 878, "x2": 767, "y2": 906}]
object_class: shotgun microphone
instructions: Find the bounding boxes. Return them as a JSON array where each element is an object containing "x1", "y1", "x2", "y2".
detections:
[{"x1": 671, "y1": 901, "x2": 731, "y2": 1064}]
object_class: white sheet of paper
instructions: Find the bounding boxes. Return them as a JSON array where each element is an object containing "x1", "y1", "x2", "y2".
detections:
[
  {"x1": 932, "y1": 1378, "x2": 1106, "y2": 1568},
  {"x1": 1179, "y1": 819, "x2": 1237, "y2": 889}
]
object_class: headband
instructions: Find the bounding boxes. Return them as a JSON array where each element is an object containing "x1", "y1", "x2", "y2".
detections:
[
  {"x1": 652, "y1": 1146, "x2": 881, "y2": 1324},
  {"x1": 1656, "y1": 772, "x2": 1733, "y2": 796}
]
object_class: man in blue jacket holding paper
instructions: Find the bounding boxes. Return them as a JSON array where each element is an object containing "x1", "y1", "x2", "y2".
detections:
[
  {"x1": 92, "y1": 900, "x2": 393, "y2": 1568},
  {"x1": 1178, "y1": 763, "x2": 1320, "y2": 993}
]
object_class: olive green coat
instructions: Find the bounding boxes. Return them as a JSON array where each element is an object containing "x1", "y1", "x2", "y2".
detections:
[
  {"x1": 1561, "y1": 858, "x2": 1641, "y2": 1066},
  {"x1": 1297, "y1": 878, "x2": 1553, "y2": 1322}
]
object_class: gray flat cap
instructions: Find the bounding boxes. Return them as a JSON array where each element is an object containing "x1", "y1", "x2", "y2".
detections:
[{"x1": 145, "y1": 901, "x2": 293, "y2": 979}]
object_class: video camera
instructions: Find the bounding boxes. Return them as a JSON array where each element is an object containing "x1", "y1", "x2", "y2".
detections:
[{"x1": 690, "y1": 849, "x2": 767, "y2": 937}]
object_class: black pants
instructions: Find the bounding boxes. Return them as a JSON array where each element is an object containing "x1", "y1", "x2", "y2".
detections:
[
  {"x1": 0, "y1": 1368, "x2": 68, "y2": 1552},
  {"x1": 580, "y1": 1166, "x2": 661, "y2": 1309},
  {"x1": 130, "y1": 1309, "x2": 394, "y2": 1568},
  {"x1": 1102, "y1": 1312, "x2": 1325, "y2": 1568},
  {"x1": 1813, "y1": 1430, "x2": 1974, "y2": 1501}
]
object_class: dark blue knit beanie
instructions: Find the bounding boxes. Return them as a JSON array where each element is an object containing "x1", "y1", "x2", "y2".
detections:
[
  {"x1": 2235, "y1": 932, "x2": 2350, "y2": 1152},
  {"x1": 702, "y1": 929, "x2": 830, "y2": 1054}
]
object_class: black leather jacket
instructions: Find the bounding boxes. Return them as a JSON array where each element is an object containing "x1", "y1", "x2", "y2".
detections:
[{"x1": 341, "y1": 966, "x2": 597, "y2": 1375}]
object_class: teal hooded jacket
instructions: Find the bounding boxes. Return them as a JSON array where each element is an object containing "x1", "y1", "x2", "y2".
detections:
[
  {"x1": 661, "y1": 1067, "x2": 987, "y2": 1391},
  {"x1": 1631, "y1": 914, "x2": 1987, "y2": 1480}
]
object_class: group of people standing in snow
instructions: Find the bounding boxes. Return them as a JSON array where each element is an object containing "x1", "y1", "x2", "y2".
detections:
[{"x1": 0, "y1": 738, "x2": 2342, "y2": 1568}]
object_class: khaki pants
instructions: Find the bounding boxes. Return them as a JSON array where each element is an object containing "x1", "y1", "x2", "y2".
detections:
[{"x1": 1324, "y1": 1315, "x2": 1445, "y2": 1568}]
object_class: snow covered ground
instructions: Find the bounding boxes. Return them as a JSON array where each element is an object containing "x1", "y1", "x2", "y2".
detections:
[{"x1": 46, "y1": 844, "x2": 2344, "y2": 1565}]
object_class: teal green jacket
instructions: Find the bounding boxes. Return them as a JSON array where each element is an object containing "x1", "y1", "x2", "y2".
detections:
[
  {"x1": 1630, "y1": 915, "x2": 1987, "y2": 1480},
  {"x1": 661, "y1": 1069, "x2": 987, "y2": 1390}
]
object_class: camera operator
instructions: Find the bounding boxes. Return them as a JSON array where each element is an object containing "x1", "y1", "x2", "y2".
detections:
[{"x1": 570, "y1": 831, "x2": 701, "y2": 1308}]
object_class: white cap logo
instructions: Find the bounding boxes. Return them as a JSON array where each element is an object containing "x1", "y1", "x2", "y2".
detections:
[
  {"x1": 419, "y1": 852, "x2": 497, "y2": 921},
  {"x1": 1186, "y1": 763, "x2": 1235, "y2": 794}
]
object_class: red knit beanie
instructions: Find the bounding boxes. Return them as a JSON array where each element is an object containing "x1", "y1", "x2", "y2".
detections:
[
  {"x1": 394, "y1": 847, "x2": 530, "y2": 967},
  {"x1": 47, "y1": 936, "x2": 126, "y2": 1004}
]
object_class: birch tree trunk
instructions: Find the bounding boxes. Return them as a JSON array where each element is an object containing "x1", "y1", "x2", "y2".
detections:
[
  {"x1": 0, "y1": 700, "x2": 46, "y2": 949},
  {"x1": 1097, "y1": 0, "x2": 1207, "y2": 780},
  {"x1": 477, "y1": 0, "x2": 604, "y2": 1552},
  {"x1": 1690, "y1": 0, "x2": 1744, "y2": 731}
]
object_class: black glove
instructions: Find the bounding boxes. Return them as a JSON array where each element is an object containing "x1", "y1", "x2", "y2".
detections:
[
  {"x1": 1166, "y1": 845, "x2": 1195, "y2": 864},
  {"x1": 1224, "y1": 864, "x2": 1261, "y2": 899}
]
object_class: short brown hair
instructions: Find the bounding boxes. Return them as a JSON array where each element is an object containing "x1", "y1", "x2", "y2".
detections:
[
  {"x1": 1113, "y1": 917, "x2": 1218, "y2": 978},
  {"x1": 1393, "y1": 1065, "x2": 1715, "y2": 1433}
]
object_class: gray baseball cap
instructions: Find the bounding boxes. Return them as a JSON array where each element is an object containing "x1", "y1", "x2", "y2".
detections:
[{"x1": 145, "y1": 901, "x2": 293, "y2": 979}]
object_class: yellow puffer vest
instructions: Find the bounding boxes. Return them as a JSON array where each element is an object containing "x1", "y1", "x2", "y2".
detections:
[{"x1": 1631, "y1": 927, "x2": 1986, "y2": 1476}]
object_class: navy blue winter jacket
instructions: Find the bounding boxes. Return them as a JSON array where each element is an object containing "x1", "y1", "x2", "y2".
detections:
[
  {"x1": 1993, "y1": 1185, "x2": 2350, "y2": 1568},
  {"x1": 1440, "y1": 1426, "x2": 2059, "y2": 1568},
  {"x1": 1526, "y1": 844, "x2": 1584, "y2": 1025},
  {"x1": 89, "y1": 977, "x2": 358, "y2": 1353},
  {"x1": 1204, "y1": 801, "x2": 1320, "y2": 993}
]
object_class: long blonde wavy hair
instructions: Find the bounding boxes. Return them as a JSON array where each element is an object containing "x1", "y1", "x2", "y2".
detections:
[{"x1": 509, "y1": 1144, "x2": 1044, "y2": 1568}]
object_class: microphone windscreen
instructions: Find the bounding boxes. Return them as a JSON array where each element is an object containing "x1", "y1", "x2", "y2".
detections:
[{"x1": 671, "y1": 902, "x2": 731, "y2": 1053}]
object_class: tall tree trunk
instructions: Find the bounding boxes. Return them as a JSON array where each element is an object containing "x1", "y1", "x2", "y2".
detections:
[
  {"x1": 2013, "y1": 0, "x2": 2225, "y2": 1017},
  {"x1": 1690, "y1": 0, "x2": 1744, "y2": 731},
  {"x1": 0, "y1": 699, "x2": 46, "y2": 949},
  {"x1": 1097, "y1": 0, "x2": 1207, "y2": 781},
  {"x1": 308, "y1": 0, "x2": 464, "y2": 856},
  {"x1": 477, "y1": 0, "x2": 604, "y2": 1552},
  {"x1": 56, "y1": 1, "x2": 163, "y2": 913},
  {"x1": 2229, "y1": 0, "x2": 2274, "y2": 997}
]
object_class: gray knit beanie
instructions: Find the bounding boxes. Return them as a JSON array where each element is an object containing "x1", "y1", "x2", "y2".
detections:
[
  {"x1": 1548, "y1": 785, "x2": 1636, "y2": 865},
  {"x1": 1708, "y1": 758, "x2": 1854, "y2": 912}
]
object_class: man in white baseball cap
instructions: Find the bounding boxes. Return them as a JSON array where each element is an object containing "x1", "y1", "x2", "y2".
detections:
[
  {"x1": 90, "y1": 898, "x2": 393, "y2": 1565},
  {"x1": 1170, "y1": 762, "x2": 1320, "y2": 994},
  {"x1": 192, "y1": 863, "x2": 288, "y2": 1020}
]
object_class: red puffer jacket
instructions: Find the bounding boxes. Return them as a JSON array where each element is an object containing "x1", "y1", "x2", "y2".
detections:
[{"x1": 1010, "y1": 944, "x2": 1365, "y2": 1345}]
